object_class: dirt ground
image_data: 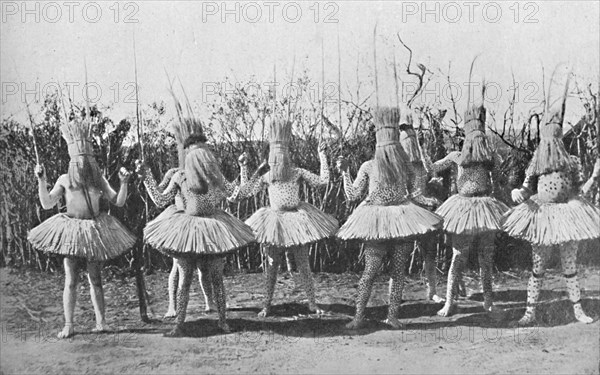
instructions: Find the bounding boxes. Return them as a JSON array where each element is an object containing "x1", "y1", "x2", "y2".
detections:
[{"x1": 1, "y1": 265, "x2": 599, "y2": 375}]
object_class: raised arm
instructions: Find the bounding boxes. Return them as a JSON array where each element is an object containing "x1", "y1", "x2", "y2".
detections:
[
  {"x1": 432, "y1": 151, "x2": 460, "y2": 175},
  {"x1": 158, "y1": 167, "x2": 179, "y2": 191},
  {"x1": 35, "y1": 165, "x2": 64, "y2": 210},
  {"x1": 136, "y1": 162, "x2": 178, "y2": 208},
  {"x1": 298, "y1": 151, "x2": 330, "y2": 188},
  {"x1": 101, "y1": 168, "x2": 131, "y2": 207},
  {"x1": 224, "y1": 157, "x2": 250, "y2": 196},
  {"x1": 230, "y1": 173, "x2": 266, "y2": 201},
  {"x1": 341, "y1": 161, "x2": 370, "y2": 202}
]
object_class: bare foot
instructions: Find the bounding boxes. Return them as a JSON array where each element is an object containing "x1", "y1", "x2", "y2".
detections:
[
  {"x1": 345, "y1": 319, "x2": 366, "y2": 330},
  {"x1": 513, "y1": 310, "x2": 536, "y2": 327},
  {"x1": 574, "y1": 304, "x2": 594, "y2": 324},
  {"x1": 57, "y1": 325, "x2": 74, "y2": 339},
  {"x1": 204, "y1": 301, "x2": 217, "y2": 313},
  {"x1": 384, "y1": 317, "x2": 404, "y2": 329},
  {"x1": 163, "y1": 309, "x2": 177, "y2": 318},
  {"x1": 308, "y1": 304, "x2": 325, "y2": 315},
  {"x1": 218, "y1": 321, "x2": 231, "y2": 333},
  {"x1": 429, "y1": 294, "x2": 445, "y2": 303},
  {"x1": 258, "y1": 307, "x2": 271, "y2": 318},
  {"x1": 92, "y1": 323, "x2": 111, "y2": 333},
  {"x1": 437, "y1": 303, "x2": 455, "y2": 317},
  {"x1": 164, "y1": 325, "x2": 186, "y2": 337}
]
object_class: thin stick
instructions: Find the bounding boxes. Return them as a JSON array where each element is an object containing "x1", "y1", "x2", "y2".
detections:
[
  {"x1": 321, "y1": 35, "x2": 325, "y2": 138},
  {"x1": 132, "y1": 31, "x2": 150, "y2": 323},
  {"x1": 23, "y1": 98, "x2": 41, "y2": 165},
  {"x1": 466, "y1": 55, "x2": 480, "y2": 108},
  {"x1": 133, "y1": 34, "x2": 144, "y2": 162},
  {"x1": 393, "y1": 49, "x2": 399, "y2": 109},
  {"x1": 287, "y1": 52, "x2": 296, "y2": 122},
  {"x1": 273, "y1": 62, "x2": 277, "y2": 115},
  {"x1": 84, "y1": 57, "x2": 92, "y2": 121},
  {"x1": 337, "y1": 25, "x2": 343, "y2": 152},
  {"x1": 597, "y1": 81, "x2": 600, "y2": 159},
  {"x1": 373, "y1": 22, "x2": 379, "y2": 107}
]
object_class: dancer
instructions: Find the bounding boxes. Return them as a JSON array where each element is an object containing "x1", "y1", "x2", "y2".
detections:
[
  {"x1": 138, "y1": 116, "x2": 255, "y2": 336},
  {"x1": 337, "y1": 106, "x2": 443, "y2": 329},
  {"x1": 152, "y1": 135, "x2": 248, "y2": 318},
  {"x1": 28, "y1": 112, "x2": 136, "y2": 339},
  {"x1": 504, "y1": 75, "x2": 599, "y2": 325},
  {"x1": 433, "y1": 89, "x2": 509, "y2": 317},
  {"x1": 397, "y1": 108, "x2": 444, "y2": 303},
  {"x1": 229, "y1": 115, "x2": 338, "y2": 318}
]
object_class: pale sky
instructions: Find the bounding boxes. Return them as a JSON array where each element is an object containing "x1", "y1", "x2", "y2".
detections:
[{"x1": 1, "y1": 0, "x2": 599, "y2": 131}]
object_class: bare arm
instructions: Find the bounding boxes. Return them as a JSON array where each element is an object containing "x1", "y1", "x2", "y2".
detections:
[
  {"x1": 101, "y1": 168, "x2": 131, "y2": 207},
  {"x1": 37, "y1": 171, "x2": 65, "y2": 210}
]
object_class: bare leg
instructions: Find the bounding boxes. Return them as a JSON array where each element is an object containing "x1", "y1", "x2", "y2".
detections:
[
  {"x1": 293, "y1": 245, "x2": 323, "y2": 314},
  {"x1": 438, "y1": 234, "x2": 471, "y2": 317},
  {"x1": 87, "y1": 261, "x2": 110, "y2": 332},
  {"x1": 209, "y1": 256, "x2": 230, "y2": 332},
  {"x1": 386, "y1": 242, "x2": 411, "y2": 329},
  {"x1": 346, "y1": 242, "x2": 386, "y2": 330},
  {"x1": 164, "y1": 259, "x2": 179, "y2": 318},
  {"x1": 517, "y1": 244, "x2": 549, "y2": 325},
  {"x1": 561, "y1": 242, "x2": 593, "y2": 324},
  {"x1": 58, "y1": 257, "x2": 77, "y2": 339},
  {"x1": 285, "y1": 250, "x2": 294, "y2": 273},
  {"x1": 166, "y1": 256, "x2": 195, "y2": 337},
  {"x1": 198, "y1": 261, "x2": 216, "y2": 312},
  {"x1": 478, "y1": 232, "x2": 497, "y2": 312},
  {"x1": 422, "y1": 232, "x2": 444, "y2": 303},
  {"x1": 259, "y1": 246, "x2": 282, "y2": 318}
]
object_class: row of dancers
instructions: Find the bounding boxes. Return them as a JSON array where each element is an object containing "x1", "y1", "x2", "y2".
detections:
[{"x1": 28, "y1": 81, "x2": 599, "y2": 338}]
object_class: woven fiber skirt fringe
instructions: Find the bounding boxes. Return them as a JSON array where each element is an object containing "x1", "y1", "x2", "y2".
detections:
[
  {"x1": 337, "y1": 200, "x2": 443, "y2": 242},
  {"x1": 435, "y1": 194, "x2": 509, "y2": 235},
  {"x1": 245, "y1": 202, "x2": 339, "y2": 248},
  {"x1": 27, "y1": 213, "x2": 136, "y2": 261},
  {"x1": 144, "y1": 209, "x2": 255, "y2": 256},
  {"x1": 503, "y1": 195, "x2": 600, "y2": 246}
]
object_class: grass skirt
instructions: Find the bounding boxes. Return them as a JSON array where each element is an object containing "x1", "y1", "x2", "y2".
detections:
[
  {"x1": 337, "y1": 200, "x2": 443, "y2": 242},
  {"x1": 27, "y1": 213, "x2": 136, "y2": 261},
  {"x1": 245, "y1": 202, "x2": 339, "y2": 248},
  {"x1": 144, "y1": 209, "x2": 255, "y2": 256},
  {"x1": 503, "y1": 195, "x2": 600, "y2": 246},
  {"x1": 435, "y1": 194, "x2": 509, "y2": 235}
]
